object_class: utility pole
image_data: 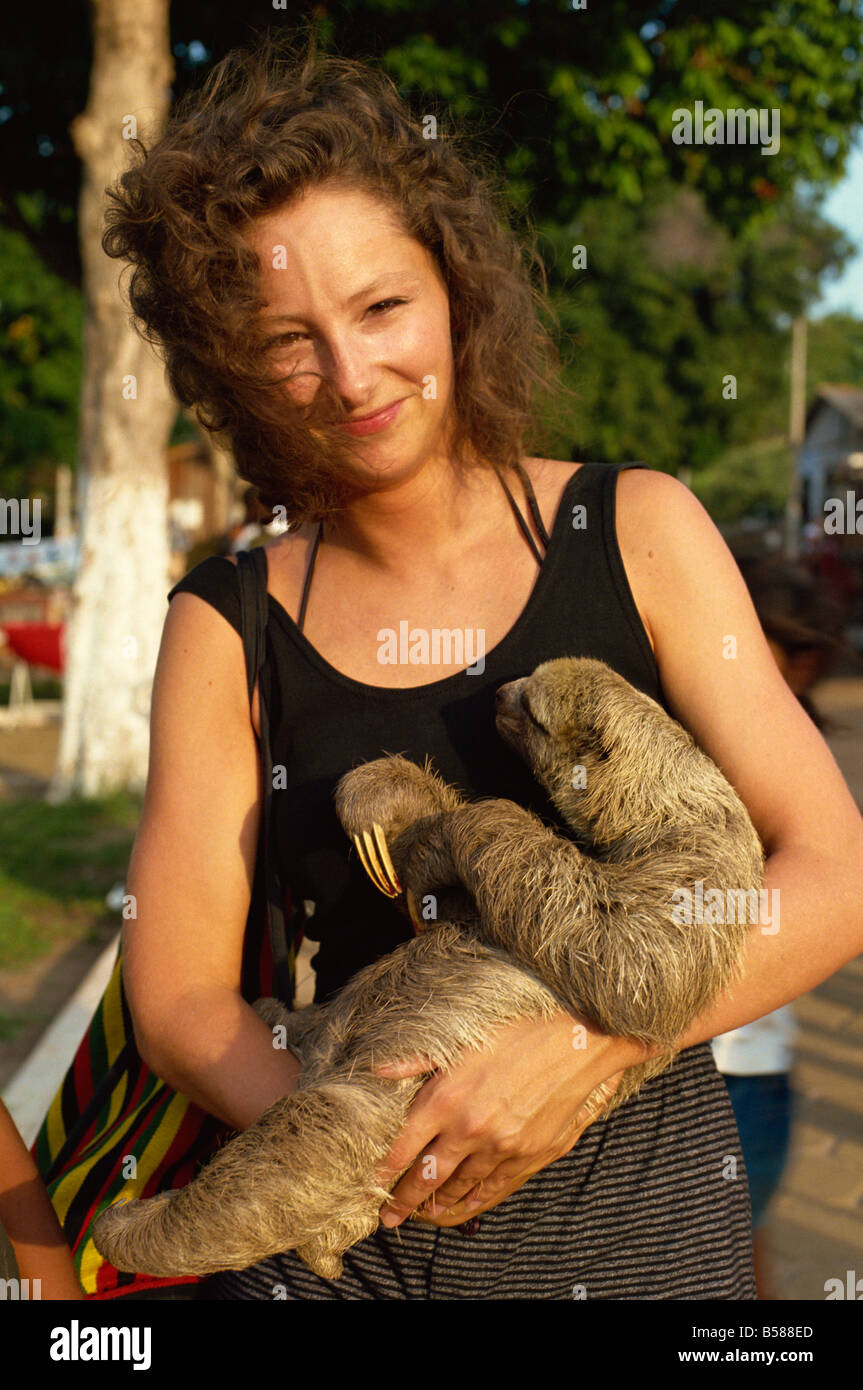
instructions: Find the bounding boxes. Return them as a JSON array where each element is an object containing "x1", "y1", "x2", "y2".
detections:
[{"x1": 785, "y1": 315, "x2": 807, "y2": 562}]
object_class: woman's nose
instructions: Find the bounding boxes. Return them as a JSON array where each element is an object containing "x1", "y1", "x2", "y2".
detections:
[{"x1": 322, "y1": 335, "x2": 374, "y2": 406}]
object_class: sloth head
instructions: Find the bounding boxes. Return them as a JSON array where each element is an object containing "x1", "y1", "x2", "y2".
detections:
[{"x1": 494, "y1": 656, "x2": 659, "y2": 838}]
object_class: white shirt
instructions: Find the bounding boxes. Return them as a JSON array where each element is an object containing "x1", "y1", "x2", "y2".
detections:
[{"x1": 711, "y1": 1005, "x2": 797, "y2": 1075}]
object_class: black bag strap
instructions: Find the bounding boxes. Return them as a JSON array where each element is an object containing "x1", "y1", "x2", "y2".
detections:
[
  {"x1": 236, "y1": 547, "x2": 293, "y2": 1002},
  {"x1": 237, "y1": 545, "x2": 268, "y2": 709}
]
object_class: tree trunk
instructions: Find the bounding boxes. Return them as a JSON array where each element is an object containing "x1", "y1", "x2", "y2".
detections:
[{"x1": 50, "y1": 0, "x2": 175, "y2": 800}]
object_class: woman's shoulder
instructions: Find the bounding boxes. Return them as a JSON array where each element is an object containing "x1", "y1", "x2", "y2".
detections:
[
  {"x1": 610, "y1": 464, "x2": 743, "y2": 669},
  {"x1": 168, "y1": 551, "x2": 243, "y2": 634},
  {"x1": 168, "y1": 528, "x2": 309, "y2": 619},
  {"x1": 165, "y1": 549, "x2": 269, "y2": 738},
  {"x1": 521, "y1": 455, "x2": 664, "y2": 546},
  {"x1": 611, "y1": 463, "x2": 712, "y2": 581}
]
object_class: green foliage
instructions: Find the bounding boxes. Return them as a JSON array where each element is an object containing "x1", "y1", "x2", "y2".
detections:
[
  {"x1": 689, "y1": 437, "x2": 794, "y2": 523},
  {"x1": 354, "y1": 0, "x2": 863, "y2": 231},
  {"x1": 806, "y1": 311, "x2": 863, "y2": 389},
  {"x1": 531, "y1": 181, "x2": 856, "y2": 491},
  {"x1": 382, "y1": 35, "x2": 488, "y2": 111},
  {"x1": 0, "y1": 221, "x2": 82, "y2": 502},
  {"x1": 169, "y1": 408, "x2": 203, "y2": 447}
]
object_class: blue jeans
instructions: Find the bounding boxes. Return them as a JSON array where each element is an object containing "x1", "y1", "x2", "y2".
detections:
[{"x1": 722, "y1": 1073, "x2": 793, "y2": 1228}]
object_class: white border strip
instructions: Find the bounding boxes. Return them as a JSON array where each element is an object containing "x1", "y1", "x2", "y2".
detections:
[{"x1": 1, "y1": 933, "x2": 120, "y2": 1146}]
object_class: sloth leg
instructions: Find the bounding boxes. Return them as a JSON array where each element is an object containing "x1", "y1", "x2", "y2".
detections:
[{"x1": 92, "y1": 1077, "x2": 420, "y2": 1281}]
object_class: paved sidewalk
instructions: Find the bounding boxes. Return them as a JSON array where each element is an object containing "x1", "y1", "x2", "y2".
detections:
[
  {"x1": 0, "y1": 714, "x2": 62, "y2": 797},
  {"x1": 766, "y1": 961, "x2": 863, "y2": 1299},
  {"x1": 759, "y1": 675, "x2": 863, "y2": 1300}
]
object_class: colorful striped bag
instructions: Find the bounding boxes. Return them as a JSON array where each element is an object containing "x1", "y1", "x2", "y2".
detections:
[{"x1": 31, "y1": 547, "x2": 302, "y2": 1298}]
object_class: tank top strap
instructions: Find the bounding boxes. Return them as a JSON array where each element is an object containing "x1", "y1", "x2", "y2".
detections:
[
  {"x1": 497, "y1": 465, "x2": 547, "y2": 564},
  {"x1": 511, "y1": 461, "x2": 552, "y2": 550}
]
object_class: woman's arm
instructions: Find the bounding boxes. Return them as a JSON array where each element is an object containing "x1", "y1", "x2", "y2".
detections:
[
  {"x1": 122, "y1": 591, "x2": 301, "y2": 1133},
  {"x1": 617, "y1": 467, "x2": 863, "y2": 1033},
  {"x1": 375, "y1": 468, "x2": 863, "y2": 1226}
]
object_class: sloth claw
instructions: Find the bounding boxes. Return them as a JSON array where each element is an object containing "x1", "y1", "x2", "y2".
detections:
[
  {"x1": 405, "y1": 888, "x2": 423, "y2": 931},
  {"x1": 372, "y1": 822, "x2": 402, "y2": 894},
  {"x1": 352, "y1": 824, "x2": 401, "y2": 897}
]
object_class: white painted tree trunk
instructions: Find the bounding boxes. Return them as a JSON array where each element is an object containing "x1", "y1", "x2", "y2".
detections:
[{"x1": 50, "y1": 0, "x2": 175, "y2": 800}]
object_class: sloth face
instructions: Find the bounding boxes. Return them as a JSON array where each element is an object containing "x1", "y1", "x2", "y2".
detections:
[
  {"x1": 496, "y1": 661, "x2": 581, "y2": 773},
  {"x1": 495, "y1": 657, "x2": 619, "y2": 827}
]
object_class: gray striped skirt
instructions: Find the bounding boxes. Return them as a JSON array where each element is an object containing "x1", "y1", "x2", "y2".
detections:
[{"x1": 208, "y1": 1042, "x2": 757, "y2": 1300}]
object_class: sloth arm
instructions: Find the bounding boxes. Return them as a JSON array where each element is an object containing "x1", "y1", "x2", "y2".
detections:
[
  {"x1": 121, "y1": 591, "x2": 302, "y2": 1131},
  {"x1": 612, "y1": 465, "x2": 863, "y2": 1056}
]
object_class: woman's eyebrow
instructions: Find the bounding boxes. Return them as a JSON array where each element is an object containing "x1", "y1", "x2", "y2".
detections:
[{"x1": 263, "y1": 274, "x2": 422, "y2": 326}]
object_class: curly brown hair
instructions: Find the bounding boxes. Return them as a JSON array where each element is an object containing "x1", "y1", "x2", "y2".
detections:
[{"x1": 102, "y1": 30, "x2": 563, "y2": 525}]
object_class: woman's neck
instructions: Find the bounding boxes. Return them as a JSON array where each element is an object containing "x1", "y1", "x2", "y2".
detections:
[{"x1": 320, "y1": 452, "x2": 508, "y2": 575}]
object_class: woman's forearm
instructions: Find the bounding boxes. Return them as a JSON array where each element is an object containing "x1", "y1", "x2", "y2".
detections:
[
  {"x1": 138, "y1": 987, "x2": 302, "y2": 1131},
  {"x1": 601, "y1": 841, "x2": 863, "y2": 1073}
]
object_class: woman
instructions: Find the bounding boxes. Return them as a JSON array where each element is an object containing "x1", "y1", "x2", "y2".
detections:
[{"x1": 106, "y1": 36, "x2": 863, "y2": 1300}]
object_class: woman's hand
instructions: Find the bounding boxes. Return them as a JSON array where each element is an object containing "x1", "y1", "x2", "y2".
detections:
[{"x1": 373, "y1": 1011, "x2": 633, "y2": 1228}]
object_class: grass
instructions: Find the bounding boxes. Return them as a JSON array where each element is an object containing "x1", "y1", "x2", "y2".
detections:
[
  {"x1": 0, "y1": 678, "x2": 63, "y2": 703},
  {"x1": 0, "y1": 791, "x2": 142, "y2": 969}
]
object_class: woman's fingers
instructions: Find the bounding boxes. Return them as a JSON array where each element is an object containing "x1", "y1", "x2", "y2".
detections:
[
  {"x1": 419, "y1": 1153, "x2": 525, "y2": 1215},
  {"x1": 370, "y1": 1056, "x2": 443, "y2": 1213},
  {"x1": 379, "y1": 1139, "x2": 466, "y2": 1226},
  {"x1": 384, "y1": 1126, "x2": 562, "y2": 1227},
  {"x1": 410, "y1": 1093, "x2": 614, "y2": 1225}
]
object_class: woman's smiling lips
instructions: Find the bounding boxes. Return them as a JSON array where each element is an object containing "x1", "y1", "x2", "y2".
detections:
[{"x1": 339, "y1": 397, "x2": 406, "y2": 436}]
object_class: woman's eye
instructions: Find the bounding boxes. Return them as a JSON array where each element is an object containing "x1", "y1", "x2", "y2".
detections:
[
  {"x1": 521, "y1": 690, "x2": 546, "y2": 733},
  {"x1": 367, "y1": 298, "x2": 407, "y2": 315},
  {"x1": 270, "y1": 301, "x2": 405, "y2": 348}
]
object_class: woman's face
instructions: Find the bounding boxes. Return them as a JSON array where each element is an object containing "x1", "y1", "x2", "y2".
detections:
[{"x1": 245, "y1": 182, "x2": 455, "y2": 482}]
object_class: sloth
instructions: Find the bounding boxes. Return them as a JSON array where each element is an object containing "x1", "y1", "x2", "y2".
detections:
[{"x1": 93, "y1": 656, "x2": 764, "y2": 1282}]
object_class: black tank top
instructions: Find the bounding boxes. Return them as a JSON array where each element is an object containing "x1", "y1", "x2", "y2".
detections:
[{"x1": 168, "y1": 461, "x2": 663, "y2": 1003}]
